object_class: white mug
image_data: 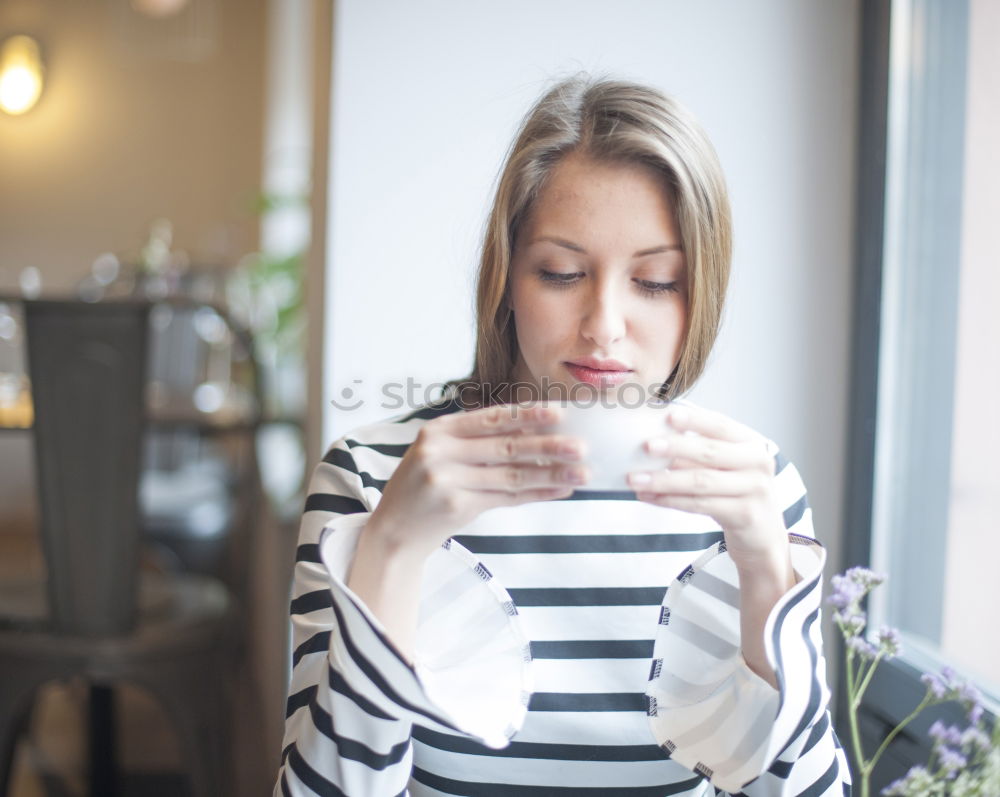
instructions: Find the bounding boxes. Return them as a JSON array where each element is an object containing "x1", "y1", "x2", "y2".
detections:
[{"x1": 544, "y1": 400, "x2": 673, "y2": 491}]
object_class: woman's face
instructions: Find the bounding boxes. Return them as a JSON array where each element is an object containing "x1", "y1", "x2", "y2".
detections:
[{"x1": 508, "y1": 152, "x2": 688, "y2": 403}]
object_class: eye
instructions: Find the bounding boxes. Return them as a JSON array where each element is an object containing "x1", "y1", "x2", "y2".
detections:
[
  {"x1": 634, "y1": 279, "x2": 680, "y2": 298},
  {"x1": 537, "y1": 269, "x2": 681, "y2": 298},
  {"x1": 538, "y1": 269, "x2": 583, "y2": 286}
]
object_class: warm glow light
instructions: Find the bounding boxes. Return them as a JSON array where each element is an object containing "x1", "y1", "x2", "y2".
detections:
[
  {"x1": 0, "y1": 35, "x2": 44, "y2": 116},
  {"x1": 130, "y1": 0, "x2": 191, "y2": 19}
]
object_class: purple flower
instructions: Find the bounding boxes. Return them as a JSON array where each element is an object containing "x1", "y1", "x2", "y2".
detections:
[
  {"x1": 834, "y1": 609, "x2": 867, "y2": 638},
  {"x1": 845, "y1": 566, "x2": 886, "y2": 589},
  {"x1": 881, "y1": 766, "x2": 933, "y2": 796},
  {"x1": 848, "y1": 636, "x2": 878, "y2": 658},
  {"x1": 958, "y1": 682, "x2": 982, "y2": 708},
  {"x1": 922, "y1": 671, "x2": 948, "y2": 699},
  {"x1": 828, "y1": 574, "x2": 864, "y2": 609},
  {"x1": 959, "y1": 682, "x2": 984, "y2": 723},
  {"x1": 828, "y1": 567, "x2": 886, "y2": 610},
  {"x1": 937, "y1": 745, "x2": 966, "y2": 775},
  {"x1": 958, "y1": 682, "x2": 978, "y2": 700},
  {"x1": 928, "y1": 721, "x2": 963, "y2": 746},
  {"x1": 875, "y1": 625, "x2": 902, "y2": 658},
  {"x1": 921, "y1": 666, "x2": 986, "y2": 718},
  {"x1": 960, "y1": 726, "x2": 991, "y2": 751}
]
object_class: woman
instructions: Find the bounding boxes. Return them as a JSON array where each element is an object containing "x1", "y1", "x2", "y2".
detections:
[{"x1": 276, "y1": 76, "x2": 849, "y2": 796}]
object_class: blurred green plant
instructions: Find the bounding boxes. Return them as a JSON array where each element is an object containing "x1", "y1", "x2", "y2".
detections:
[
  {"x1": 240, "y1": 248, "x2": 305, "y2": 356},
  {"x1": 227, "y1": 191, "x2": 308, "y2": 417}
]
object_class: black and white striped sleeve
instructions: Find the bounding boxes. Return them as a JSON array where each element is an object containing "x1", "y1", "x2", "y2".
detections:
[
  {"x1": 646, "y1": 453, "x2": 851, "y2": 796},
  {"x1": 275, "y1": 439, "x2": 532, "y2": 797}
]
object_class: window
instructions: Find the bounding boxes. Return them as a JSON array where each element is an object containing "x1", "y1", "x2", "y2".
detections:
[{"x1": 843, "y1": 0, "x2": 997, "y2": 789}]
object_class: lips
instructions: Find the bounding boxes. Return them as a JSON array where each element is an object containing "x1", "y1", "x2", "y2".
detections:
[
  {"x1": 568, "y1": 356, "x2": 632, "y2": 371},
  {"x1": 565, "y1": 357, "x2": 633, "y2": 387}
]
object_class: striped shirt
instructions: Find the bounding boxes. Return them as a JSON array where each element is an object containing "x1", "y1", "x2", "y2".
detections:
[{"x1": 276, "y1": 397, "x2": 851, "y2": 796}]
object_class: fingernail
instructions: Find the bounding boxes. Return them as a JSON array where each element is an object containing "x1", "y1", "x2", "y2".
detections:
[
  {"x1": 646, "y1": 438, "x2": 669, "y2": 455},
  {"x1": 628, "y1": 472, "x2": 652, "y2": 487},
  {"x1": 669, "y1": 407, "x2": 688, "y2": 425},
  {"x1": 559, "y1": 441, "x2": 582, "y2": 458},
  {"x1": 562, "y1": 467, "x2": 586, "y2": 485}
]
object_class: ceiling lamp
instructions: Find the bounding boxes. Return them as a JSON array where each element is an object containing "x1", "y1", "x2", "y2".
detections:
[
  {"x1": 0, "y1": 35, "x2": 44, "y2": 116},
  {"x1": 130, "y1": 0, "x2": 192, "y2": 19}
]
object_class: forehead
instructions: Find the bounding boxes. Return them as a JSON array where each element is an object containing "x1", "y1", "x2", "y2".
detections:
[{"x1": 520, "y1": 152, "x2": 678, "y2": 245}]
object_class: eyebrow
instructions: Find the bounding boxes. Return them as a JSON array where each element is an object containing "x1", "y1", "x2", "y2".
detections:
[{"x1": 531, "y1": 236, "x2": 682, "y2": 258}]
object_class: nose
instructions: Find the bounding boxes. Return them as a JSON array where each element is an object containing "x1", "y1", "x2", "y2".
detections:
[{"x1": 579, "y1": 279, "x2": 626, "y2": 348}]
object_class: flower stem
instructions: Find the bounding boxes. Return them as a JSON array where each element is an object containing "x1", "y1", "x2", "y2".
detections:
[
  {"x1": 863, "y1": 695, "x2": 933, "y2": 776},
  {"x1": 852, "y1": 651, "x2": 885, "y2": 709},
  {"x1": 844, "y1": 649, "x2": 870, "y2": 797}
]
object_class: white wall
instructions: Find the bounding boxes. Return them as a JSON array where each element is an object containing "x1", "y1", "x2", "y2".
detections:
[{"x1": 323, "y1": 0, "x2": 858, "y2": 569}]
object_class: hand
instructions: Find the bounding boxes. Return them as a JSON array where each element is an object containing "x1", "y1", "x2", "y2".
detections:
[
  {"x1": 626, "y1": 404, "x2": 789, "y2": 572},
  {"x1": 366, "y1": 403, "x2": 588, "y2": 560},
  {"x1": 627, "y1": 403, "x2": 794, "y2": 687}
]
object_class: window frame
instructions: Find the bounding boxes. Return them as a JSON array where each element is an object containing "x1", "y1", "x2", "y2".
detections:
[{"x1": 839, "y1": 0, "x2": 994, "y2": 790}]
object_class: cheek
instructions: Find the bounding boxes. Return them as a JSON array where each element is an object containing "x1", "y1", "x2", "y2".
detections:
[
  {"x1": 510, "y1": 280, "x2": 577, "y2": 367},
  {"x1": 635, "y1": 301, "x2": 687, "y2": 359},
  {"x1": 511, "y1": 278, "x2": 566, "y2": 331},
  {"x1": 666, "y1": 306, "x2": 688, "y2": 360},
  {"x1": 509, "y1": 277, "x2": 534, "y2": 317}
]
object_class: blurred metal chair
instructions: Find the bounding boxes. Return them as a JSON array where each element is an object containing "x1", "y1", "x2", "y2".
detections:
[
  {"x1": 139, "y1": 296, "x2": 264, "y2": 609},
  {"x1": 0, "y1": 300, "x2": 237, "y2": 797}
]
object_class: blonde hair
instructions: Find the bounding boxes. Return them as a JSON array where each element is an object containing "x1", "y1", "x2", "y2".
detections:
[{"x1": 445, "y1": 75, "x2": 732, "y2": 408}]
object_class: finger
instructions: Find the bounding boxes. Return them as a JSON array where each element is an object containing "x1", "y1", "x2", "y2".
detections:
[
  {"x1": 479, "y1": 484, "x2": 576, "y2": 510},
  {"x1": 456, "y1": 432, "x2": 587, "y2": 466},
  {"x1": 445, "y1": 402, "x2": 563, "y2": 439},
  {"x1": 457, "y1": 461, "x2": 590, "y2": 493},
  {"x1": 643, "y1": 434, "x2": 771, "y2": 472},
  {"x1": 634, "y1": 491, "x2": 743, "y2": 518},
  {"x1": 626, "y1": 467, "x2": 761, "y2": 497},
  {"x1": 664, "y1": 404, "x2": 755, "y2": 444},
  {"x1": 634, "y1": 493, "x2": 786, "y2": 543},
  {"x1": 652, "y1": 455, "x2": 705, "y2": 472}
]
